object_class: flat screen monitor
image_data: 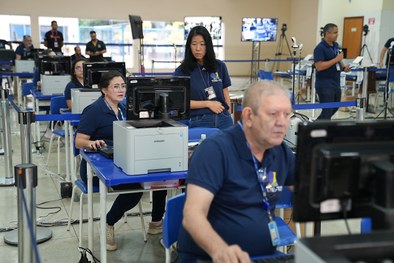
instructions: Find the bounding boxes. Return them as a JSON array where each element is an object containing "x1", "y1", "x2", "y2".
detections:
[
  {"x1": 129, "y1": 15, "x2": 143, "y2": 39},
  {"x1": 83, "y1": 62, "x2": 126, "y2": 89},
  {"x1": 40, "y1": 56, "x2": 71, "y2": 75},
  {"x1": 126, "y1": 76, "x2": 190, "y2": 121},
  {"x1": 184, "y1": 16, "x2": 222, "y2": 41},
  {"x1": 241, "y1": 18, "x2": 278, "y2": 42},
  {"x1": 293, "y1": 120, "x2": 394, "y2": 228}
]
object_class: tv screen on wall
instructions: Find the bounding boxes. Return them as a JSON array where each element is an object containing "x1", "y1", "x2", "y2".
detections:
[
  {"x1": 184, "y1": 16, "x2": 222, "y2": 41},
  {"x1": 241, "y1": 18, "x2": 278, "y2": 42}
]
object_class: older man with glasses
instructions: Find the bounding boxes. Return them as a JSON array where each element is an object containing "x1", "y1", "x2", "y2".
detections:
[{"x1": 15, "y1": 35, "x2": 35, "y2": 60}]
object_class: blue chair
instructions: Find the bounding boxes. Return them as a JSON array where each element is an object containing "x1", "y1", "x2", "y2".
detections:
[
  {"x1": 46, "y1": 96, "x2": 68, "y2": 174},
  {"x1": 361, "y1": 217, "x2": 372, "y2": 233},
  {"x1": 162, "y1": 193, "x2": 297, "y2": 263},
  {"x1": 258, "y1": 70, "x2": 274, "y2": 80},
  {"x1": 21, "y1": 82, "x2": 34, "y2": 109},
  {"x1": 188, "y1": 127, "x2": 220, "y2": 143}
]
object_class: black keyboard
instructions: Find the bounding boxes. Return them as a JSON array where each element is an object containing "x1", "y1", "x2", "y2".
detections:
[{"x1": 253, "y1": 254, "x2": 294, "y2": 263}]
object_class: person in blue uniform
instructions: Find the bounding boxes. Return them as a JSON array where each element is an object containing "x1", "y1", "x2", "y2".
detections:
[
  {"x1": 75, "y1": 71, "x2": 166, "y2": 251},
  {"x1": 379, "y1": 37, "x2": 394, "y2": 68},
  {"x1": 15, "y1": 35, "x2": 35, "y2": 60},
  {"x1": 313, "y1": 23, "x2": 350, "y2": 120},
  {"x1": 174, "y1": 25, "x2": 233, "y2": 129},
  {"x1": 44, "y1": 20, "x2": 64, "y2": 54},
  {"x1": 179, "y1": 80, "x2": 295, "y2": 263},
  {"x1": 85, "y1": 31, "x2": 107, "y2": 62},
  {"x1": 64, "y1": 58, "x2": 86, "y2": 109}
]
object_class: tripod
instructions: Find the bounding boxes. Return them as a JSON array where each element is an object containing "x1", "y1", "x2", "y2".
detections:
[
  {"x1": 360, "y1": 30, "x2": 373, "y2": 63},
  {"x1": 272, "y1": 24, "x2": 292, "y2": 72},
  {"x1": 375, "y1": 46, "x2": 394, "y2": 119}
]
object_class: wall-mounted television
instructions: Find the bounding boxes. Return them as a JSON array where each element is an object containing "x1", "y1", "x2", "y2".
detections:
[
  {"x1": 241, "y1": 18, "x2": 278, "y2": 42},
  {"x1": 184, "y1": 16, "x2": 222, "y2": 41}
]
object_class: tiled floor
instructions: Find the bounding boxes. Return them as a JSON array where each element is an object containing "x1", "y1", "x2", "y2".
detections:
[{"x1": 0, "y1": 77, "x2": 392, "y2": 263}]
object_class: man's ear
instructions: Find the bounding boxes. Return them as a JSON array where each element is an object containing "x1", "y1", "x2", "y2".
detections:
[{"x1": 241, "y1": 107, "x2": 253, "y2": 127}]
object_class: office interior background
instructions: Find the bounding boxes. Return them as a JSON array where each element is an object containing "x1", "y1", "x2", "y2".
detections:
[
  {"x1": 1, "y1": 0, "x2": 394, "y2": 74},
  {"x1": 0, "y1": 0, "x2": 394, "y2": 262}
]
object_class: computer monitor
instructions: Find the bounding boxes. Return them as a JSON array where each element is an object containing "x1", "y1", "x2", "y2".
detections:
[
  {"x1": 126, "y1": 76, "x2": 190, "y2": 121},
  {"x1": 83, "y1": 62, "x2": 126, "y2": 89},
  {"x1": 129, "y1": 15, "x2": 143, "y2": 39},
  {"x1": 40, "y1": 55, "x2": 71, "y2": 75},
  {"x1": 293, "y1": 120, "x2": 394, "y2": 230}
]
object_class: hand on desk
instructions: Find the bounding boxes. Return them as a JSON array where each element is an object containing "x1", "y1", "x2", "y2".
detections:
[{"x1": 86, "y1": 139, "x2": 106, "y2": 151}]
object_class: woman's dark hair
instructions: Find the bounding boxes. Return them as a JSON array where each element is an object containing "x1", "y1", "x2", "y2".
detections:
[
  {"x1": 71, "y1": 58, "x2": 86, "y2": 83},
  {"x1": 98, "y1": 71, "x2": 126, "y2": 96},
  {"x1": 180, "y1": 25, "x2": 217, "y2": 73}
]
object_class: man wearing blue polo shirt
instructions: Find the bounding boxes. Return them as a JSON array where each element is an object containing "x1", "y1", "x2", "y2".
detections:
[
  {"x1": 314, "y1": 23, "x2": 350, "y2": 120},
  {"x1": 178, "y1": 80, "x2": 295, "y2": 263}
]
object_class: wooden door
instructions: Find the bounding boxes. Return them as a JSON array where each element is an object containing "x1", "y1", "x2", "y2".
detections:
[{"x1": 343, "y1": 17, "x2": 363, "y2": 59}]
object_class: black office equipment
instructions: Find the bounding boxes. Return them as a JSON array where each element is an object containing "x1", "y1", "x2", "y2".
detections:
[
  {"x1": 293, "y1": 120, "x2": 394, "y2": 231},
  {"x1": 129, "y1": 15, "x2": 143, "y2": 39},
  {"x1": 126, "y1": 76, "x2": 190, "y2": 121},
  {"x1": 253, "y1": 254, "x2": 294, "y2": 263},
  {"x1": 83, "y1": 62, "x2": 126, "y2": 89},
  {"x1": 40, "y1": 55, "x2": 71, "y2": 75}
]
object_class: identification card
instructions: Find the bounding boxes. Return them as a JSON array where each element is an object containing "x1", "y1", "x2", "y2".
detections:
[
  {"x1": 205, "y1": 86, "x2": 217, "y2": 100},
  {"x1": 268, "y1": 220, "x2": 280, "y2": 246},
  {"x1": 336, "y1": 63, "x2": 341, "y2": 71},
  {"x1": 54, "y1": 41, "x2": 58, "y2": 48}
]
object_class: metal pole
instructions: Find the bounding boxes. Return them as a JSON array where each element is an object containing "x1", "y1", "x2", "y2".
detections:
[
  {"x1": 0, "y1": 87, "x2": 14, "y2": 186},
  {"x1": 311, "y1": 68, "x2": 316, "y2": 119},
  {"x1": 15, "y1": 164, "x2": 38, "y2": 263},
  {"x1": 356, "y1": 68, "x2": 368, "y2": 121},
  {"x1": 4, "y1": 111, "x2": 52, "y2": 248}
]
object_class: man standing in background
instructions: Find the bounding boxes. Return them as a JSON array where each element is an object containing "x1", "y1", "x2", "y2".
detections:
[
  {"x1": 44, "y1": 20, "x2": 64, "y2": 54},
  {"x1": 85, "y1": 31, "x2": 106, "y2": 62},
  {"x1": 378, "y1": 37, "x2": 394, "y2": 68},
  {"x1": 313, "y1": 23, "x2": 350, "y2": 120}
]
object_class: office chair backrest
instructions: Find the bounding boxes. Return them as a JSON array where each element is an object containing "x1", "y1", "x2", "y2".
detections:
[
  {"x1": 22, "y1": 82, "x2": 34, "y2": 97},
  {"x1": 258, "y1": 70, "x2": 274, "y2": 80},
  {"x1": 50, "y1": 96, "x2": 67, "y2": 114},
  {"x1": 188, "y1": 127, "x2": 220, "y2": 142},
  {"x1": 162, "y1": 193, "x2": 186, "y2": 248}
]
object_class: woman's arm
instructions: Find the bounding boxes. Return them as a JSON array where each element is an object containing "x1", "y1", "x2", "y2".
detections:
[{"x1": 75, "y1": 132, "x2": 106, "y2": 151}]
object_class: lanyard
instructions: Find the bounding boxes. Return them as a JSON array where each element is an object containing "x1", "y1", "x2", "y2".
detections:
[
  {"x1": 198, "y1": 65, "x2": 210, "y2": 89},
  {"x1": 104, "y1": 98, "x2": 125, "y2": 121}
]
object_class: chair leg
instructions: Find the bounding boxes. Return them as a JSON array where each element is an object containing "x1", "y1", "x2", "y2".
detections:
[
  {"x1": 79, "y1": 192, "x2": 84, "y2": 248},
  {"x1": 67, "y1": 185, "x2": 78, "y2": 231},
  {"x1": 138, "y1": 201, "x2": 147, "y2": 242},
  {"x1": 46, "y1": 134, "x2": 55, "y2": 166},
  {"x1": 165, "y1": 248, "x2": 171, "y2": 263},
  {"x1": 57, "y1": 136, "x2": 61, "y2": 174}
]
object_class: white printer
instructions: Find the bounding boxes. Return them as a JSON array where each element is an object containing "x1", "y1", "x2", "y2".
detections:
[
  {"x1": 113, "y1": 119, "x2": 188, "y2": 176},
  {"x1": 71, "y1": 88, "x2": 101, "y2": 113},
  {"x1": 40, "y1": 74, "x2": 71, "y2": 95},
  {"x1": 15, "y1": 60, "x2": 35, "y2": 73}
]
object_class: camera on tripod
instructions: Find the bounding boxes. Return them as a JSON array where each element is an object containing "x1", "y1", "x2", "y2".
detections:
[
  {"x1": 320, "y1": 27, "x2": 324, "y2": 38},
  {"x1": 363, "y1": 24, "x2": 369, "y2": 36},
  {"x1": 281, "y1": 23, "x2": 287, "y2": 33}
]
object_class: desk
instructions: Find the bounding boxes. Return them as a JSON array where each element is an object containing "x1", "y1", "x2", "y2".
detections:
[{"x1": 81, "y1": 151, "x2": 187, "y2": 263}]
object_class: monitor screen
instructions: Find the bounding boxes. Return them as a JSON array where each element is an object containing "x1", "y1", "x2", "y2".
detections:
[
  {"x1": 126, "y1": 76, "x2": 190, "y2": 121},
  {"x1": 83, "y1": 62, "x2": 126, "y2": 89},
  {"x1": 128, "y1": 15, "x2": 143, "y2": 39},
  {"x1": 40, "y1": 56, "x2": 71, "y2": 75},
  {"x1": 293, "y1": 120, "x2": 394, "y2": 227},
  {"x1": 184, "y1": 16, "x2": 222, "y2": 41},
  {"x1": 241, "y1": 18, "x2": 278, "y2": 42}
]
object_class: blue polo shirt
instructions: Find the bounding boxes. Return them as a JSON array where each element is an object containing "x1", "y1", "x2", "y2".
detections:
[
  {"x1": 178, "y1": 123, "x2": 295, "y2": 260},
  {"x1": 15, "y1": 44, "x2": 35, "y2": 60},
  {"x1": 313, "y1": 40, "x2": 341, "y2": 91},
  {"x1": 76, "y1": 96, "x2": 125, "y2": 145},
  {"x1": 64, "y1": 80, "x2": 84, "y2": 101},
  {"x1": 174, "y1": 60, "x2": 231, "y2": 117}
]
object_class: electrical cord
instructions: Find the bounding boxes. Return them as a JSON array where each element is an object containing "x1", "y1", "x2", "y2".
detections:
[{"x1": 78, "y1": 247, "x2": 100, "y2": 263}]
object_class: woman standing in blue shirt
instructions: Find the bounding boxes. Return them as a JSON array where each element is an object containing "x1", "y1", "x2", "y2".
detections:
[{"x1": 174, "y1": 26, "x2": 233, "y2": 129}]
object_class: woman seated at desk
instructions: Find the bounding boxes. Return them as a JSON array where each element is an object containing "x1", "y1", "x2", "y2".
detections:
[
  {"x1": 75, "y1": 71, "x2": 166, "y2": 251},
  {"x1": 64, "y1": 58, "x2": 86, "y2": 109}
]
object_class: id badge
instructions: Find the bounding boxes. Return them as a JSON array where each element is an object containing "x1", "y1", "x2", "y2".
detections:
[
  {"x1": 54, "y1": 41, "x2": 58, "y2": 48},
  {"x1": 268, "y1": 220, "x2": 280, "y2": 246},
  {"x1": 205, "y1": 86, "x2": 217, "y2": 100},
  {"x1": 336, "y1": 63, "x2": 341, "y2": 71}
]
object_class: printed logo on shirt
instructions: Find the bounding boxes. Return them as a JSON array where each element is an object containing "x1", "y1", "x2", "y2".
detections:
[
  {"x1": 210, "y1": 72, "x2": 222, "y2": 83},
  {"x1": 266, "y1": 171, "x2": 283, "y2": 193}
]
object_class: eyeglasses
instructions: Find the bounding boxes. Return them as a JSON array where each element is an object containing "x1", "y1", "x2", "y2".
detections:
[
  {"x1": 75, "y1": 66, "x2": 83, "y2": 72},
  {"x1": 111, "y1": 83, "x2": 126, "y2": 90}
]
